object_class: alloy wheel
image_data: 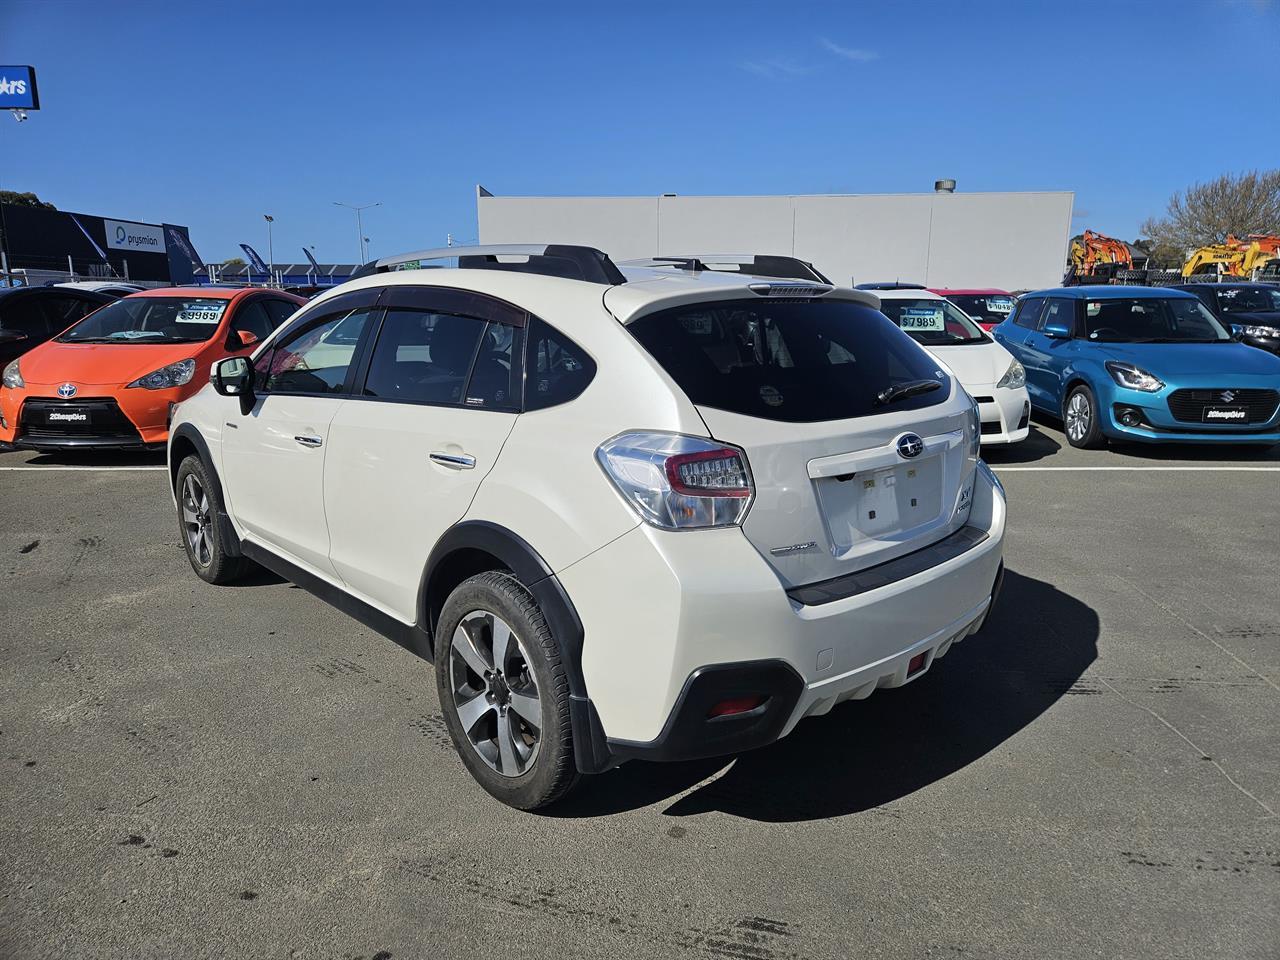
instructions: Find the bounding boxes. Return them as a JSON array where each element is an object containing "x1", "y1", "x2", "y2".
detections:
[
  {"x1": 448, "y1": 610, "x2": 543, "y2": 777},
  {"x1": 1066, "y1": 392, "x2": 1091, "y2": 443},
  {"x1": 181, "y1": 474, "x2": 213, "y2": 567}
]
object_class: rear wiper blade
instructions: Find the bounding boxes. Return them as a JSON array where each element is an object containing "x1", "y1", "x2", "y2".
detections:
[{"x1": 876, "y1": 378, "x2": 943, "y2": 406}]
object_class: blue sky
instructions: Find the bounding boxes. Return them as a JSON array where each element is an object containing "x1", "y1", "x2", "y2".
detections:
[{"x1": 3, "y1": 0, "x2": 1278, "y2": 263}]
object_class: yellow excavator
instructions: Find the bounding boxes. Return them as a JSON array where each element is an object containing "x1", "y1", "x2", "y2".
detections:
[{"x1": 1181, "y1": 234, "x2": 1280, "y2": 280}]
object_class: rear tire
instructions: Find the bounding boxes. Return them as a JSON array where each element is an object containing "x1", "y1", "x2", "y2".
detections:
[
  {"x1": 1063, "y1": 385, "x2": 1106, "y2": 449},
  {"x1": 435, "y1": 571, "x2": 580, "y2": 810},
  {"x1": 176, "y1": 455, "x2": 252, "y2": 584}
]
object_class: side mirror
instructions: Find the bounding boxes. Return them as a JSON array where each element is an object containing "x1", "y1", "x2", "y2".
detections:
[
  {"x1": 1230, "y1": 323, "x2": 1245, "y2": 340},
  {"x1": 1043, "y1": 322, "x2": 1071, "y2": 339},
  {"x1": 236, "y1": 329, "x2": 260, "y2": 347},
  {"x1": 212, "y1": 356, "x2": 255, "y2": 415},
  {"x1": 0, "y1": 329, "x2": 29, "y2": 345}
]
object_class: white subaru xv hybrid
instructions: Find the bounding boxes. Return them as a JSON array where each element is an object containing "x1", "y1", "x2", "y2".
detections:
[{"x1": 168, "y1": 244, "x2": 1006, "y2": 810}]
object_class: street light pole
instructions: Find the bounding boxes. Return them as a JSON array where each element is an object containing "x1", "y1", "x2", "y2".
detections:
[
  {"x1": 263, "y1": 214, "x2": 274, "y2": 286},
  {"x1": 333, "y1": 201, "x2": 381, "y2": 265}
]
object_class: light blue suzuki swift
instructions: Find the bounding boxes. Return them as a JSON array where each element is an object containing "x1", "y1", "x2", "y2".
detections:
[{"x1": 992, "y1": 286, "x2": 1280, "y2": 448}]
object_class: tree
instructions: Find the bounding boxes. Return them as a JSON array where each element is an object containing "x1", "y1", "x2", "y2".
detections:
[
  {"x1": 222, "y1": 257, "x2": 246, "y2": 266},
  {"x1": 0, "y1": 190, "x2": 56, "y2": 210},
  {"x1": 1141, "y1": 169, "x2": 1280, "y2": 260}
]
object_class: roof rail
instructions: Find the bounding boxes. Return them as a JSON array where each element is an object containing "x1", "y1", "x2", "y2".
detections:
[
  {"x1": 624, "y1": 253, "x2": 831, "y2": 285},
  {"x1": 855, "y1": 282, "x2": 927, "y2": 291},
  {"x1": 349, "y1": 244, "x2": 626, "y2": 285}
]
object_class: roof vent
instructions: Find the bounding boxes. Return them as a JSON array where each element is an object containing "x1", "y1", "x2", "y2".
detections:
[{"x1": 934, "y1": 179, "x2": 956, "y2": 193}]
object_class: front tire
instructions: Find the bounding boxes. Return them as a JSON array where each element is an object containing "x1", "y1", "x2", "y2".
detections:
[
  {"x1": 435, "y1": 571, "x2": 579, "y2": 810},
  {"x1": 176, "y1": 455, "x2": 252, "y2": 584},
  {"x1": 1063, "y1": 385, "x2": 1106, "y2": 449}
]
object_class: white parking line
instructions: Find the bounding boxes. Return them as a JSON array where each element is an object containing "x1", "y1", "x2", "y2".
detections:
[
  {"x1": 993, "y1": 466, "x2": 1280, "y2": 472},
  {"x1": 0, "y1": 466, "x2": 166, "y2": 471}
]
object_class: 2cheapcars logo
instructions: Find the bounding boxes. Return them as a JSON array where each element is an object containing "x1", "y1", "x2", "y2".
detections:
[
  {"x1": 114, "y1": 225, "x2": 159, "y2": 250},
  {"x1": 0, "y1": 77, "x2": 27, "y2": 96}
]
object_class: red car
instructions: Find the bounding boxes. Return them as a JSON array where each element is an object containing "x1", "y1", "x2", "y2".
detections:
[{"x1": 929, "y1": 288, "x2": 1016, "y2": 331}]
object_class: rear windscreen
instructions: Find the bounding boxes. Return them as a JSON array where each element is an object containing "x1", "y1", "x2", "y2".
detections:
[
  {"x1": 946, "y1": 294, "x2": 1015, "y2": 325},
  {"x1": 627, "y1": 298, "x2": 952, "y2": 423}
]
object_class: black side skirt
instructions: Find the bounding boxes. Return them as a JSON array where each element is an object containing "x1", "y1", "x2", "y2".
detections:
[{"x1": 240, "y1": 541, "x2": 432, "y2": 662}]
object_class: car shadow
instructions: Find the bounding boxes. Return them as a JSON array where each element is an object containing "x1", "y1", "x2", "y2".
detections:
[
  {"x1": 20, "y1": 450, "x2": 168, "y2": 468},
  {"x1": 545, "y1": 569, "x2": 1097, "y2": 822},
  {"x1": 980, "y1": 424, "x2": 1061, "y2": 464},
  {"x1": 1102, "y1": 441, "x2": 1280, "y2": 462}
]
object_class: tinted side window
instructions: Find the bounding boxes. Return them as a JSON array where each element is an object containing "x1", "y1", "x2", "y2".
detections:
[
  {"x1": 363, "y1": 308, "x2": 486, "y2": 406},
  {"x1": 42, "y1": 296, "x2": 95, "y2": 331},
  {"x1": 524, "y1": 317, "x2": 596, "y2": 411},
  {"x1": 1012, "y1": 297, "x2": 1045, "y2": 330},
  {"x1": 263, "y1": 299, "x2": 298, "y2": 329},
  {"x1": 263, "y1": 306, "x2": 376, "y2": 394},
  {"x1": 465, "y1": 321, "x2": 522, "y2": 410},
  {"x1": 1041, "y1": 299, "x2": 1075, "y2": 334},
  {"x1": 1, "y1": 298, "x2": 51, "y2": 337},
  {"x1": 230, "y1": 301, "x2": 274, "y2": 342}
]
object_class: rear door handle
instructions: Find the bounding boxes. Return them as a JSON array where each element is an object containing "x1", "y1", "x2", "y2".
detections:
[
  {"x1": 430, "y1": 452, "x2": 476, "y2": 469},
  {"x1": 294, "y1": 435, "x2": 323, "y2": 448}
]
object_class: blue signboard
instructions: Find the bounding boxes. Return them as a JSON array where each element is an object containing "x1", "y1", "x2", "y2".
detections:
[{"x1": 0, "y1": 66, "x2": 39, "y2": 110}]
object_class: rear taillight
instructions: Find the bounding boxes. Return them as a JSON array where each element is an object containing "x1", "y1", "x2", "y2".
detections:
[{"x1": 596, "y1": 432, "x2": 754, "y2": 530}]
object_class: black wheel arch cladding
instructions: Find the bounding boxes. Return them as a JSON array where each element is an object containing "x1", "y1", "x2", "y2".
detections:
[{"x1": 420, "y1": 521, "x2": 613, "y2": 774}]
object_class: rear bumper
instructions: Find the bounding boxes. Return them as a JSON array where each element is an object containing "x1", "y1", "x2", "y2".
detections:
[{"x1": 561, "y1": 462, "x2": 1006, "y2": 754}]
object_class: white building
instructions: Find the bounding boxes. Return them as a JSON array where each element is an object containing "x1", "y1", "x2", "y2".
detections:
[{"x1": 476, "y1": 183, "x2": 1074, "y2": 291}]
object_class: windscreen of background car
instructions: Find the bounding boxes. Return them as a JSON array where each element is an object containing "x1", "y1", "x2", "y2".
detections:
[
  {"x1": 945, "y1": 294, "x2": 1015, "y2": 326},
  {"x1": 627, "y1": 299, "x2": 951, "y2": 423},
  {"x1": 1213, "y1": 287, "x2": 1280, "y2": 314},
  {"x1": 1083, "y1": 298, "x2": 1232, "y2": 342},
  {"x1": 876, "y1": 298, "x2": 988, "y2": 345},
  {"x1": 57, "y1": 298, "x2": 228, "y2": 344}
]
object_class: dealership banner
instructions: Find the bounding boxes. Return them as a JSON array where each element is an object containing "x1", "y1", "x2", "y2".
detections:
[
  {"x1": 240, "y1": 244, "x2": 270, "y2": 275},
  {"x1": 104, "y1": 219, "x2": 167, "y2": 254},
  {"x1": 0, "y1": 66, "x2": 39, "y2": 110}
]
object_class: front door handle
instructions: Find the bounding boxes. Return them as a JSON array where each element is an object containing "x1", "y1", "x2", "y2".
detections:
[
  {"x1": 294, "y1": 434, "x2": 323, "y2": 448},
  {"x1": 430, "y1": 452, "x2": 476, "y2": 469}
]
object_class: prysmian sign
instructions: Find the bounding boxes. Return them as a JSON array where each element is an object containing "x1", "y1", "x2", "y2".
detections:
[
  {"x1": 105, "y1": 219, "x2": 167, "y2": 254},
  {"x1": 0, "y1": 66, "x2": 39, "y2": 110}
]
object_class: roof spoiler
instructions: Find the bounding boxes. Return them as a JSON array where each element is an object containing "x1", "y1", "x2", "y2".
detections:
[{"x1": 349, "y1": 244, "x2": 626, "y2": 285}]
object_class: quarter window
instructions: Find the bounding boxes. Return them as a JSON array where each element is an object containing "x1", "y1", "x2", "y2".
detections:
[
  {"x1": 262, "y1": 306, "x2": 376, "y2": 394},
  {"x1": 1012, "y1": 297, "x2": 1046, "y2": 330},
  {"x1": 524, "y1": 317, "x2": 596, "y2": 411}
]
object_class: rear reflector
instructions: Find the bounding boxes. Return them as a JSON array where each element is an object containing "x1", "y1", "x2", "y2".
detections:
[
  {"x1": 907, "y1": 653, "x2": 927, "y2": 676},
  {"x1": 708, "y1": 695, "x2": 766, "y2": 719}
]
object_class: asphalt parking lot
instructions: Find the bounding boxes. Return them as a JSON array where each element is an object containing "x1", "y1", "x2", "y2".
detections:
[{"x1": 1, "y1": 420, "x2": 1277, "y2": 960}]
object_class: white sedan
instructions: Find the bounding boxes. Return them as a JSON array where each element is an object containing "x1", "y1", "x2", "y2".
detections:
[{"x1": 875, "y1": 287, "x2": 1030, "y2": 445}]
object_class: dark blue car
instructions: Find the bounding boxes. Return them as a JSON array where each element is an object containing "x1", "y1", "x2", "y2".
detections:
[{"x1": 992, "y1": 286, "x2": 1280, "y2": 448}]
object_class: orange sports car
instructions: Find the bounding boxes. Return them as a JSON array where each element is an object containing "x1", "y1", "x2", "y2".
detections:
[{"x1": 0, "y1": 287, "x2": 304, "y2": 452}]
